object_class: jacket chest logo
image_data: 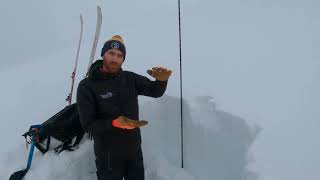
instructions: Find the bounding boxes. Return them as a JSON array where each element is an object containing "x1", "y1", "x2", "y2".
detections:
[{"x1": 100, "y1": 91, "x2": 113, "y2": 99}]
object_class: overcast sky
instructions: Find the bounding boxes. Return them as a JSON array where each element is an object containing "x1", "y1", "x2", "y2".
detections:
[{"x1": 1, "y1": 0, "x2": 319, "y2": 180}]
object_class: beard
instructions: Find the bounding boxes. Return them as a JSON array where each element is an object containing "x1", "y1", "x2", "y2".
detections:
[{"x1": 103, "y1": 60, "x2": 121, "y2": 74}]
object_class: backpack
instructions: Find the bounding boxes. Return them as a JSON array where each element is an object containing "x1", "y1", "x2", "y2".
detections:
[{"x1": 22, "y1": 103, "x2": 85, "y2": 154}]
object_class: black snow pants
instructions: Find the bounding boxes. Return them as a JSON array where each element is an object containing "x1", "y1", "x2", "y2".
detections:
[{"x1": 93, "y1": 134, "x2": 145, "y2": 180}]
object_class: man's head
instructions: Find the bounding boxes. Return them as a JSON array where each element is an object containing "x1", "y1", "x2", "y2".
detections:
[{"x1": 100, "y1": 35, "x2": 126, "y2": 73}]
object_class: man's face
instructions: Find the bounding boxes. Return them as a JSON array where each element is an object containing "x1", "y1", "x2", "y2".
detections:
[{"x1": 102, "y1": 49, "x2": 124, "y2": 73}]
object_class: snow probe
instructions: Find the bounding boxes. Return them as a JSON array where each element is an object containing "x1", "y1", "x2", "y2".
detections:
[{"x1": 177, "y1": 0, "x2": 184, "y2": 168}]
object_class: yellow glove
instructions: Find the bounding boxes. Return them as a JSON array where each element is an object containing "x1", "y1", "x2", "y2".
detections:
[{"x1": 147, "y1": 67, "x2": 172, "y2": 81}]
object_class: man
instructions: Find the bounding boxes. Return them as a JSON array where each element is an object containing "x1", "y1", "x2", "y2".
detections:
[{"x1": 76, "y1": 35, "x2": 172, "y2": 180}]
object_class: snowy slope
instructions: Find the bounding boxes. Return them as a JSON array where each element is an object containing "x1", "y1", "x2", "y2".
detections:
[
  {"x1": 1, "y1": 95, "x2": 260, "y2": 180},
  {"x1": 140, "y1": 96, "x2": 261, "y2": 180}
]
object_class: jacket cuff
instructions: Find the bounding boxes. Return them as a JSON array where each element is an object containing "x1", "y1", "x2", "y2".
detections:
[
  {"x1": 156, "y1": 79, "x2": 168, "y2": 83},
  {"x1": 87, "y1": 119, "x2": 113, "y2": 135}
]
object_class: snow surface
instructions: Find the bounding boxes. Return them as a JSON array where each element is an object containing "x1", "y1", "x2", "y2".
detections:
[{"x1": 1, "y1": 95, "x2": 260, "y2": 180}]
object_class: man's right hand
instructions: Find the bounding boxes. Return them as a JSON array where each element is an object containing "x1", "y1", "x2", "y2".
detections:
[{"x1": 112, "y1": 116, "x2": 148, "y2": 129}]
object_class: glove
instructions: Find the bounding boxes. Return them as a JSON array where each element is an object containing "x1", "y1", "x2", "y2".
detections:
[
  {"x1": 147, "y1": 67, "x2": 172, "y2": 81},
  {"x1": 112, "y1": 116, "x2": 148, "y2": 129}
]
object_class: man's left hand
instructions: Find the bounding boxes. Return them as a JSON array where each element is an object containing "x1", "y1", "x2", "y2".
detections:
[{"x1": 147, "y1": 66, "x2": 172, "y2": 81}]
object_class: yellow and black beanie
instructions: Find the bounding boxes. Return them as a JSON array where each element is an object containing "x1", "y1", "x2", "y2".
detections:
[{"x1": 101, "y1": 35, "x2": 126, "y2": 59}]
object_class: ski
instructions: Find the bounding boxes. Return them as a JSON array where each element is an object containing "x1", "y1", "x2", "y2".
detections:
[
  {"x1": 87, "y1": 6, "x2": 102, "y2": 76},
  {"x1": 66, "y1": 14, "x2": 84, "y2": 105}
]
